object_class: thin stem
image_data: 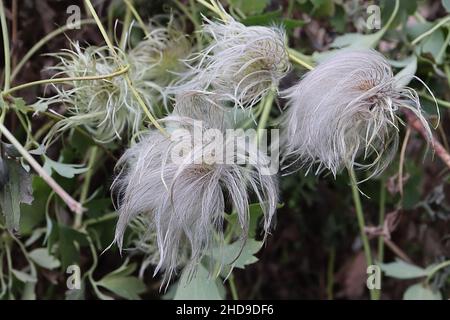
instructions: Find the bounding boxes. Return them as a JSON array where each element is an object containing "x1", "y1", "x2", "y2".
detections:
[
  {"x1": 377, "y1": 179, "x2": 386, "y2": 265},
  {"x1": 412, "y1": 16, "x2": 450, "y2": 45},
  {"x1": 10, "y1": 20, "x2": 96, "y2": 81},
  {"x1": 196, "y1": 0, "x2": 228, "y2": 21},
  {"x1": 436, "y1": 26, "x2": 450, "y2": 63},
  {"x1": 287, "y1": 0, "x2": 295, "y2": 18},
  {"x1": 418, "y1": 91, "x2": 450, "y2": 109},
  {"x1": 123, "y1": 0, "x2": 148, "y2": 37},
  {"x1": 380, "y1": 0, "x2": 399, "y2": 35},
  {"x1": 405, "y1": 110, "x2": 450, "y2": 170},
  {"x1": 119, "y1": 0, "x2": 132, "y2": 50},
  {"x1": 3, "y1": 65, "x2": 130, "y2": 96},
  {"x1": 256, "y1": 89, "x2": 275, "y2": 142},
  {"x1": 426, "y1": 260, "x2": 450, "y2": 283},
  {"x1": 74, "y1": 146, "x2": 98, "y2": 229},
  {"x1": 326, "y1": 247, "x2": 335, "y2": 300},
  {"x1": 287, "y1": 48, "x2": 314, "y2": 70},
  {"x1": 0, "y1": 0, "x2": 11, "y2": 91},
  {"x1": 228, "y1": 274, "x2": 239, "y2": 300},
  {"x1": 348, "y1": 167, "x2": 376, "y2": 300},
  {"x1": 84, "y1": 0, "x2": 115, "y2": 53},
  {"x1": 398, "y1": 128, "x2": 411, "y2": 196},
  {"x1": 0, "y1": 122, "x2": 83, "y2": 214},
  {"x1": 84, "y1": 0, "x2": 168, "y2": 137},
  {"x1": 372, "y1": 178, "x2": 386, "y2": 300}
]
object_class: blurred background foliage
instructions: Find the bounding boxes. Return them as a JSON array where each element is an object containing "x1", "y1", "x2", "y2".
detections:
[{"x1": 0, "y1": 0, "x2": 449, "y2": 300}]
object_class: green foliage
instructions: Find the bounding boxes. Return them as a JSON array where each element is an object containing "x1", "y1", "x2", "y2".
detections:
[{"x1": 0, "y1": 0, "x2": 449, "y2": 301}]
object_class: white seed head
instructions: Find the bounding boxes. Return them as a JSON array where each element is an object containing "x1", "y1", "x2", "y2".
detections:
[
  {"x1": 112, "y1": 114, "x2": 278, "y2": 283},
  {"x1": 40, "y1": 42, "x2": 152, "y2": 144},
  {"x1": 281, "y1": 49, "x2": 432, "y2": 177},
  {"x1": 171, "y1": 14, "x2": 290, "y2": 109}
]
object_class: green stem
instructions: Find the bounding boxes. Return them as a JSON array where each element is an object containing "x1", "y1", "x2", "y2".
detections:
[
  {"x1": 84, "y1": 0, "x2": 168, "y2": 137},
  {"x1": 123, "y1": 0, "x2": 148, "y2": 37},
  {"x1": 10, "y1": 19, "x2": 96, "y2": 81},
  {"x1": 3, "y1": 65, "x2": 130, "y2": 97},
  {"x1": 74, "y1": 146, "x2": 98, "y2": 229},
  {"x1": 228, "y1": 274, "x2": 239, "y2": 300},
  {"x1": 256, "y1": 89, "x2": 275, "y2": 142},
  {"x1": 418, "y1": 91, "x2": 450, "y2": 109},
  {"x1": 348, "y1": 167, "x2": 376, "y2": 300},
  {"x1": 0, "y1": 0, "x2": 10, "y2": 91},
  {"x1": 287, "y1": 48, "x2": 314, "y2": 70},
  {"x1": 426, "y1": 260, "x2": 450, "y2": 283},
  {"x1": 412, "y1": 15, "x2": 450, "y2": 45},
  {"x1": 196, "y1": 0, "x2": 228, "y2": 21},
  {"x1": 119, "y1": 0, "x2": 132, "y2": 49},
  {"x1": 373, "y1": 178, "x2": 386, "y2": 300},
  {"x1": 287, "y1": 0, "x2": 295, "y2": 18},
  {"x1": 377, "y1": 179, "x2": 386, "y2": 265},
  {"x1": 380, "y1": 0, "x2": 399, "y2": 35},
  {"x1": 326, "y1": 247, "x2": 335, "y2": 300}
]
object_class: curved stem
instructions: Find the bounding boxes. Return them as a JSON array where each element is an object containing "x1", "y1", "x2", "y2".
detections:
[
  {"x1": 418, "y1": 91, "x2": 450, "y2": 109},
  {"x1": 84, "y1": 0, "x2": 168, "y2": 137},
  {"x1": 426, "y1": 260, "x2": 450, "y2": 283},
  {"x1": 228, "y1": 274, "x2": 239, "y2": 300},
  {"x1": 380, "y1": 0, "x2": 399, "y2": 35},
  {"x1": 10, "y1": 19, "x2": 96, "y2": 81},
  {"x1": 287, "y1": 48, "x2": 314, "y2": 70},
  {"x1": 3, "y1": 64, "x2": 130, "y2": 96},
  {"x1": 412, "y1": 15, "x2": 450, "y2": 45},
  {"x1": 123, "y1": 0, "x2": 148, "y2": 37},
  {"x1": 348, "y1": 167, "x2": 376, "y2": 300}
]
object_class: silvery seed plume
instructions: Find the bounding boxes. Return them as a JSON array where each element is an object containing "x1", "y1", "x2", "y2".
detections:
[
  {"x1": 171, "y1": 12, "x2": 290, "y2": 109},
  {"x1": 172, "y1": 90, "x2": 230, "y2": 131},
  {"x1": 113, "y1": 114, "x2": 278, "y2": 283},
  {"x1": 40, "y1": 42, "x2": 156, "y2": 144},
  {"x1": 281, "y1": 49, "x2": 432, "y2": 177}
]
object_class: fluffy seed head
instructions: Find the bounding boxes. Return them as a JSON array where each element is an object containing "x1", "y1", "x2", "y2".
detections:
[
  {"x1": 113, "y1": 113, "x2": 278, "y2": 283},
  {"x1": 171, "y1": 14, "x2": 290, "y2": 109},
  {"x1": 281, "y1": 49, "x2": 432, "y2": 177},
  {"x1": 40, "y1": 42, "x2": 152, "y2": 144}
]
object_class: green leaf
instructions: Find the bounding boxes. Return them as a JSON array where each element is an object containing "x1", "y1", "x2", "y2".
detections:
[
  {"x1": 330, "y1": 32, "x2": 381, "y2": 49},
  {"x1": 226, "y1": 203, "x2": 265, "y2": 238},
  {"x1": 443, "y1": 0, "x2": 450, "y2": 13},
  {"x1": 403, "y1": 283, "x2": 443, "y2": 300},
  {"x1": 173, "y1": 264, "x2": 224, "y2": 300},
  {"x1": 310, "y1": 0, "x2": 335, "y2": 17},
  {"x1": 29, "y1": 248, "x2": 61, "y2": 270},
  {"x1": 0, "y1": 159, "x2": 33, "y2": 231},
  {"x1": 210, "y1": 238, "x2": 263, "y2": 269},
  {"x1": 242, "y1": 10, "x2": 282, "y2": 26},
  {"x1": 420, "y1": 29, "x2": 445, "y2": 63},
  {"x1": 97, "y1": 275, "x2": 146, "y2": 300},
  {"x1": 241, "y1": 10, "x2": 306, "y2": 30},
  {"x1": 43, "y1": 156, "x2": 87, "y2": 178},
  {"x1": 57, "y1": 225, "x2": 87, "y2": 269},
  {"x1": 11, "y1": 269, "x2": 37, "y2": 283},
  {"x1": 227, "y1": 0, "x2": 270, "y2": 16},
  {"x1": 380, "y1": 260, "x2": 428, "y2": 279},
  {"x1": 393, "y1": 55, "x2": 417, "y2": 88}
]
